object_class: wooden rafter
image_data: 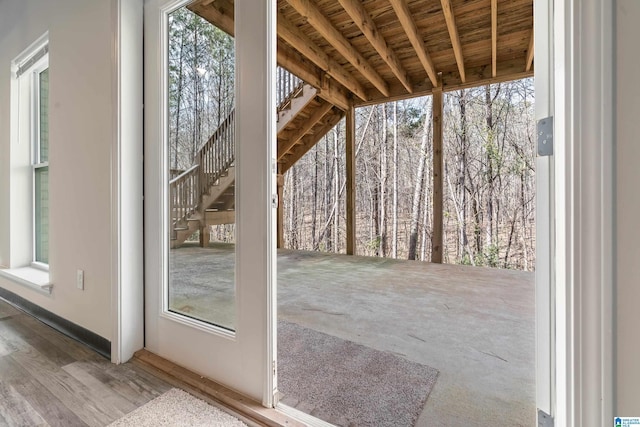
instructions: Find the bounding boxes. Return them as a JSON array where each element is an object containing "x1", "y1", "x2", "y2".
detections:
[
  {"x1": 525, "y1": 28, "x2": 534, "y2": 71},
  {"x1": 491, "y1": 0, "x2": 498, "y2": 77},
  {"x1": 280, "y1": 110, "x2": 345, "y2": 173},
  {"x1": 388, "y1": 0, "x2": 438, "y2": 87},
  {"x1": 277, "y1": 101, "x2": 334, "y2": 160},
  {"x1": 188, "y1": 0, "x2": 233, "y2": 35},
  {"x1": 189, "y1": 0, "x2": 351, "y2": 109},
  {"x1": 337, "y1": 0, "x2": 413, "y2": 94},
  {"x1": 358, "y1": 58, "x2": 533, "y2": 107},
  {"x1": 277, "y1": 43, "x2": 350, "y2": 110},
  {"x1": 285, "y1": 0, "x2": 390, "y2": 97},
  {"x1": 277, "y1": 13, "x2": 368, "y2": 101},
  {"x1": 440, "y1": 0, "x2": 466, "y2": 83}
]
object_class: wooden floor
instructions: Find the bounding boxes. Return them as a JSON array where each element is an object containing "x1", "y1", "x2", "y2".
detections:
[{"x1": 0, "y1": 299, "x2": 171, "y2": 427}]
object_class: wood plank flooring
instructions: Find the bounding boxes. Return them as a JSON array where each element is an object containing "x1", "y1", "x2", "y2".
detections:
[{"x1": 0, "y1": 299, "x2": 171, "y2": 427}]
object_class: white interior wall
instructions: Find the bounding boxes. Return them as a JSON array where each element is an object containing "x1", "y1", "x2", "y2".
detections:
[
  {"x1": 615, "y1": 0, "x2": 640, "y2": 414},
  {"x1": 0, "y1": 0, "x2": 117, "y2": 340}
]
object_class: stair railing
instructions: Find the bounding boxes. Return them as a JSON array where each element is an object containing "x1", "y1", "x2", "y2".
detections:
[
  {"x1": 276, "y1": 66, "x2": 304, "y2": 113},
  {"x1": 197, "y1": 109, "x2": 235, "y2": 200},
  {"x1": 170, "y1": 68, "x2": 307, "y2": 238},
  {"x1": 169, "y1": 110, "x2": 235, "y2": 233},
  {"x1": 169, "y1": 164, "x2": 200, "y2": 231}
]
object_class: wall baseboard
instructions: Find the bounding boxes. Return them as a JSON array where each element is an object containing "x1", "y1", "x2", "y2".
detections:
[{"x1": 0, "y1": 287, "x2": 111, "y2": 359}]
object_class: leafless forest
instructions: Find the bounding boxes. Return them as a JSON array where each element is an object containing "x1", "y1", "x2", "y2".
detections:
[
  {"x1": 282, "y1": 81, "x2": 535, "y2": 270},
  {"x1": 169, "y1": 9, "x2": 536, "y2": 271}
]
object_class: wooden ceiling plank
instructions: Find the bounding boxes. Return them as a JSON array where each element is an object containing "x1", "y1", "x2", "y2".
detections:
[
  {"x1": 388, "y1": 0, "x2": 438, "y2": 87},
  {"x1": 337, "y1": 0, "x2": 413, "y2": 93},
  {"x1": 525, "y1": 28, "x2": 534, "y2": 71},
  {"x1": 189, "y1": 1, "x2": 351, "y2": 109},
  {"x1": 277, "y1": 44, "x2": 351, "y2": 111},
  {"x1": 278, "y1": 102, "x2": 334, "y2": 160},
  {"x1": 440, "y1": 0, "x2": 466, "y2": 83},
  {"x1": 285, "y1": 0, "x2": 390, "y2": 97},
  {"x1": 278, "y1": 13, "x2": 369, "y2": 101},
  {"x1": 491, "y1": 0, "x2": 498, "y2": 77}
]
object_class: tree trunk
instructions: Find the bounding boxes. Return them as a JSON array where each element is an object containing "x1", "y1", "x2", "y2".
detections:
[
  {"x1": 288, "y1": 166, "x2": 298, "y2": 249},
  {"x1": 458, "y1": 90, "x2": 470, "y2": 262},
  {"x1": 333, "y1": 128, "x2": 340, "y2": 253},
  {"x1": 420, "y1": 156, "x2": 431, "y2": 261},
  {"x1": 311, "y1": 146, "x2": 318, "y2": 249},
  {"x1": 392, "y1": 101, "x2": 399, "y2": 258},
  {"x1": 324, "y1": 135, "x2": 332, "y2": 252},
  {"x1": 380, "y1": 104, "x2": 388, "y2": 257},
  {"x1": 408, "y1": 102, "x2": 431, "y2": 260},
  {"x1": 485, "y1": 85, "x2": 495, "y2": 252}
]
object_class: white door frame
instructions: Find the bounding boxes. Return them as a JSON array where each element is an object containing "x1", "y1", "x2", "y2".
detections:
[
  {"x1": 551, "y1": 0, "x2": 614, "y2": 425},
  {"x1": 110, "y1": 0, "x2": 144, "y2": 364},
  {"x1": 140, "y1": 0, "x2": 276, "y2": 405},
  {"x1": 535, "y1": 0, "x2": 554, "y2": 418},
  {"x1": 109, "y1": 0, "x2": 615, "y2": 421}
]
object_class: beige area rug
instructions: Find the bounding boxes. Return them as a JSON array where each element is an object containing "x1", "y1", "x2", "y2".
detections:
[
  {"x1": 108, "y1": 388, "x2": 247, "y2": 427},
  {"x1": 278, "y1": 320, "x2": 439, "y2": 427}
]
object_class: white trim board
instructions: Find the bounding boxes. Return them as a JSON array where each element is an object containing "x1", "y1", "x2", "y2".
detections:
[
  {"x1": 110, "y1": 0, "x2": 144, "y2": 364},
  {"x1": 553, "y1": 0, "x2": 614, "y2": 425},
  {"x1": 0, "y1": 268, "x2": 52, "y2": 295}
]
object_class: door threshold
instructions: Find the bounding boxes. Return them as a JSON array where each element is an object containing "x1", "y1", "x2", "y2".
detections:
[
  {"x1": 133, "y1": 349, "x2": 306, "y2": 427},
  {"x1": 276, "y1": 404, "x2": 335, "y2": 427}
]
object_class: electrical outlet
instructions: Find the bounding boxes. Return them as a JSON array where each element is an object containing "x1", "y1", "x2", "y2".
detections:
[{"x1": 76, "y1": 269, "x2": 84, "y2": 290}]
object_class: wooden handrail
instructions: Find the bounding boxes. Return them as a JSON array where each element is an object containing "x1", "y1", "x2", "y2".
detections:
[
  {"x1": 196, "y1": 109, "x2": 235, "y2": 201},
  {"x1": 170, "y1": 67, "x2": 307, "y2": 238},
  {"x1": 169, "y1": 164, "x2": 200, "y2": 231},
  {"x1": 276, "y1": 66, "x2": 304, "y2": 113}
]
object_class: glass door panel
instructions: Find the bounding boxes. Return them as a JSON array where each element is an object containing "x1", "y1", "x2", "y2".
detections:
[
  {"x1": 144, "y1": 0, "x2": 276, "y2": 404},
  {"x1": 167, "y1": 4, "x2": 236, "y2": 331}
]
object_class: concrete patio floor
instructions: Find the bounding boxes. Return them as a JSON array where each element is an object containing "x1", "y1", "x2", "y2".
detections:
[{"x1": 169, "y1": 243, "x2": 535, "y2": 427}]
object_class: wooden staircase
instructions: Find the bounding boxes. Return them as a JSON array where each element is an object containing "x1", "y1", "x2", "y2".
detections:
[{"x1": 170, "y1": 68, "x2": 344, "y2": 248}]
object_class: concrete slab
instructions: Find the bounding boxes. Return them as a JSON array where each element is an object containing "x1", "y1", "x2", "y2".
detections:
[{"x1": 169, "y1": 243, "x2": 535, "y2": 426}]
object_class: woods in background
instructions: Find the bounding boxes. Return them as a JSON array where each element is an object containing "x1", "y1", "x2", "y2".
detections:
[
  {"x1": 167, "y1": 10, "x2": 536, "y2": 271},
  {"x1": 282, "y1": 79, "x2": 535, "y2": 270}
]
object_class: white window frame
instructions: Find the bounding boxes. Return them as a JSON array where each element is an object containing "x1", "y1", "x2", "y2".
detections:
[
  {"x1": 31, "y1": 60, "x2": 49, "y2": 270},
  {"x1": 1, "y1": 33, "x2": 52, "y2": 293}
]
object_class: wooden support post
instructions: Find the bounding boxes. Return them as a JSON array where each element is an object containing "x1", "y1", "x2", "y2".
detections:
[
  {"x1": 432, "y1": 74, "x2": 444, "y2": 263},
  {"x1": 199, "y1": 224, "x2": 210, "y2": 248},
  {"x1": 277, "y1": 172, "x2": 285, "y2": 249},
  {"x1": 346, "y1": 105, "x2": 356, "y2": 255}
]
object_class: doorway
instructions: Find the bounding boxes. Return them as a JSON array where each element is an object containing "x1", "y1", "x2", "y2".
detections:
[
  {"x1": 134, "y1": 0, "x2": 614, "y2": 424},
  {"x1": 142, "y1": 0, "x2": 276, "y2": 404}
]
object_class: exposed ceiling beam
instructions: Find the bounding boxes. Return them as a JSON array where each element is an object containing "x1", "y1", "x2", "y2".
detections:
[
  {"x1": 491, "y1": 0, "x2": 498, "y2": 77},
  {"x1": 277, "y1": 43, "x2": 350, "y2": 111},
  {"x1": 525, "y1": 28, "x2": 534, "y2": 71},
  {"x1": 285, "y1": 0, "x2": 390, "y2": 97},
  {"x1": 357, "y1": 58, "x2": 533, "y2": 107},
  {"x1": 388, "y1": 0, "x2": 438, "y2": 87},
  {"x1": 188, "y1": 1, "x2": 351, "y2": 110},
  {"x1": 440, "y1": 0, "x2": 466, "y2": 83},
  {"x1": 337, "y1": 0, "x2": 413, "y2": 94},
  {"x1": 277, "y1": 12, "x2": 368, "y2": 102},
  {"x1": 188, "y1": 0, "x2": 234, "y2": 35},
  {"x1": 278, "y1": 101, "x2": 334, "y2": 160}
]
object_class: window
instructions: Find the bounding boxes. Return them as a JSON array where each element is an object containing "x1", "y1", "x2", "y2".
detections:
[
  {"x1": 0, "y1": 34, "x2": 52, "y2": 293},
  {"x1": 33, "y1": 66, "x2": 49, "y2": 265}
]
